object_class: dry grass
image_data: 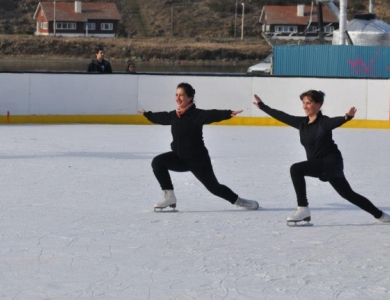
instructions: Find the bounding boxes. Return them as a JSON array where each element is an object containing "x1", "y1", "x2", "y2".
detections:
[
  {"x1": 373, "y1": 0, "x2": 390, "y2": 23},
  {"x1": 0, "y1": 35, "x2": 273, "y2": 63}
]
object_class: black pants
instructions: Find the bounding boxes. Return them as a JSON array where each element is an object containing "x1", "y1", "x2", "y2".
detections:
[
  {"x1": 290, "y1": 160, "x2": 383, "y2": 218},
  {"x1": 151, "y1": 152, "x2": 238, "y2": 204}
]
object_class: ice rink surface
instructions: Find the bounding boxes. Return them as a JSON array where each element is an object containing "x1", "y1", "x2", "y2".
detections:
[{"x1": 0, "y1": 124, "x2": 389, "y2": 300}]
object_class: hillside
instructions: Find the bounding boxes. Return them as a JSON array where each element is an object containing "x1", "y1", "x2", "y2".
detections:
[
  {"x1": 0, "y1": 0, "x2": 390, "y2": 62},
  {"x1": 2, "y1": 0, "x2": 390, "y2": 37}
]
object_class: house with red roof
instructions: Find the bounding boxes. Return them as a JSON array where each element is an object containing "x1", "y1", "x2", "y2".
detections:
[
  {"x1": 33, "y1": 1, "x2": 121, "y2": 37},
  {"x1": 260, "y1": 4, "x2": 339, "y2": 40}
]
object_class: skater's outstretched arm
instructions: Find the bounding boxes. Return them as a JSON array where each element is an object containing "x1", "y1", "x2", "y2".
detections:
[
  {"x1": 320, "y1": 107, "x2": 356, "y2": 131},
  {"x1": 231, "y1": 110, "x2": 243, "y2": 116},
  {"x1": 138, "y1": 109, "x2": 174, "y2": 125},
  {"x1": 253, "y1": 94, "x2": 303, "y2": 129},
  {"x1": 200, "y1": 109, "x2": 242, "y2": 124},
  {"x1": 346, "y1": 107, "x2": 357, "y2": 119}
]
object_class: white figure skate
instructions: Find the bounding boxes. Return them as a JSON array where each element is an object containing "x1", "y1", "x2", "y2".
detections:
[
  {"x1": 378, "y1": 211, "x2": 390, "y2": 223},
  {"x1": 235, "y1": 197, "x2": 260, "y2": 210},
  {"x1": 154, "y1": 190, "x2": 178, "y2": 212},
  {"x1": 287, "y1": 206, "x2": 313, "y2": 226}
]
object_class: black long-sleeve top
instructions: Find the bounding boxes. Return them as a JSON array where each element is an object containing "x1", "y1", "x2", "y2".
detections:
[
  {"x1": 258, "y1": 102, "x2": 352, "y2": 160},
  {"x1": 143, "y1": 104, "x2": 232, "y2": 161},
  {"x1": 87, "y1": 59, "x2": 113, "y2": 73}
]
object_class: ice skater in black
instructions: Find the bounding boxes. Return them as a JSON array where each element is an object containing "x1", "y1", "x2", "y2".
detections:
[
  {"x1": 253, "y1": 90, "x2": 390, "y2": 224},
  {"x1": 138, "y1": 82, "x2": 259, "y2": 211}
]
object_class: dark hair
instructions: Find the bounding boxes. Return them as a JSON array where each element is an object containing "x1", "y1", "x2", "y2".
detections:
[
  {"x1": 177, "y1": 82, "x2": 196, "y2": 101},
  {"x1": 94, "y1": 46, "x2": 104, "y2": 54},
  {"x1": 300, "y1": 90, "x2": 325, "y2": 105},
  {"x1": 126, "y1": 62, "x2": 136, "y2": 72}
]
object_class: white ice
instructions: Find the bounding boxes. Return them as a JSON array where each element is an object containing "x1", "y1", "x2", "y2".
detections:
[{"x1": 0, "y1": 124, "x2": 389, "y2": 300}]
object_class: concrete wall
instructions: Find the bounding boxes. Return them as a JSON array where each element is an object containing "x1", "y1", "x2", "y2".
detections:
[{"x1": 0, "y1": 73, "x2": 389, "y2": 128}]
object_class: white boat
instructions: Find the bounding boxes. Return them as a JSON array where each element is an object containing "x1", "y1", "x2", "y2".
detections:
[{"x1": 247, "y1": 53, "x2": 272, "y2": 74}]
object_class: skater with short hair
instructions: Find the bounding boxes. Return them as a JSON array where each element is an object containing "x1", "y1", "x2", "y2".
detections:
[
  {"x1": 138, "y1": 82, "x2": 259, "y2": 211},
  {"x1": 253, "y1": 90, "x2": 390, "y2": 225}
]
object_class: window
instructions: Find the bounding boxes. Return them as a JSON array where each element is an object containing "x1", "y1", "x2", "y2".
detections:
[
  {"x1": 84, "y1": 23, "x2": 96, "y2": 30},
  {"x1": 324, "y1": 26, "x2": 334, "y2": 33},
  {"x1": 274, "y1": 25, "x2": 297, "y2": 33},
  {"x1": 56, "y1": 22, "x2": 76, "y2": 30},
  {"x1": 41, "y1": 22, "x2": 48, "y2": 29},
  {"x1": 101, "y1": 23, "x2": 113, "y2": 30},
  {"x1": 306, "y1": 26, "x2": 317, "y2": 33}
]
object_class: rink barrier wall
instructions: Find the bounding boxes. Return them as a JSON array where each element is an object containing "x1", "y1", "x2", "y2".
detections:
[
  {"x1": 1, "y1": 115, "x2": 390, "y2": 129},
  {"x1": 0, "y1": 73, "x2": 389, "y2": 128}
]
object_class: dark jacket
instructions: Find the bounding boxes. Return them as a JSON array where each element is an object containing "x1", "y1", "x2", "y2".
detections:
[
  {"x1": 87, "y1": 59, "x2": 113, "y2": 73},
  {"x1": 144, "y1": 104, "x2": 232, "y2": 161},
  {"x1": 258, "y1": 102, "x2": 353, "y2": 180}
]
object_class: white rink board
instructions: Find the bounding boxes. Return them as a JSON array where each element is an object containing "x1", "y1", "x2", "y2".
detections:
[
  {"x1": 0, "y1": 73, "x2": 389, "y2": 120},
  {"x1": 138, "y1": 75, "x2": 252, "y2": 113},
  {"x1": 28, "y1": 74, "x2": 138, "y2": 115},
  {"x1": 251, "y1": 77, "x2": 369, "y2": 118},
  {"x1": 367, "y1": 79, "x2": 390, "y2": 120},
  {"x1": 0, "y1": 73, "x2": 31, "y2": 115}
]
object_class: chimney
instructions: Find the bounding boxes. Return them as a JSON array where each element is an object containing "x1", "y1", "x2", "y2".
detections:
[
  {"x1": 75, "y1": 1, "x2": 82, "y2": 13},
  {"x1": 297, "y1": 4, "x2": 305, "y2": 17}
]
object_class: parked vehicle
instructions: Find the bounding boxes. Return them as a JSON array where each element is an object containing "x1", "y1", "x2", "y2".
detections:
[{"x1": 247, "y1": 54, "x2": 272, "y2": 74}]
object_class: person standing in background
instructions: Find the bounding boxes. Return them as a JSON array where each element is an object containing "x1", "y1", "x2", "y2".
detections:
[
  {"x1": 87, "y1": 46, "x2": 113, "y2": 73},
  {"x1": 126, "y1": 62, "x2": 136, "y2": 74}
]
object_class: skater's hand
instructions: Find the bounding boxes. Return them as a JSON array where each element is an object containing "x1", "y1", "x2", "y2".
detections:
[
  {"x1": 231, "y1": 110, "x2": 243, "y2": 117},
  {"x1": 345, "y1": 107, "x2": 357, "y2": 120},
  {"x1": 138, "y1": 109, "x2": 145, "y2": 114},
  {"x1": 253, "y1": 94, "x2": 262, "y2": 108}
]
